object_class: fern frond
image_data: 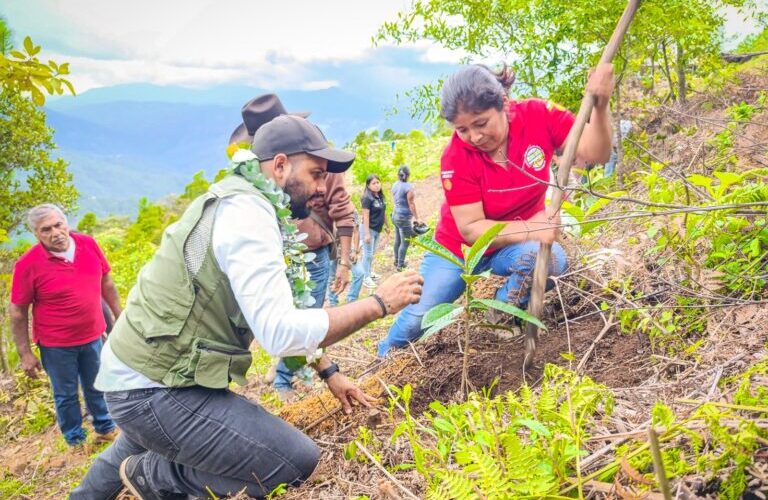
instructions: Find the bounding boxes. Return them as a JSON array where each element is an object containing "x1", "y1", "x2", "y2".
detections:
[{"x1": 429, "y1": 470, "x2": 478, "y2": 500}]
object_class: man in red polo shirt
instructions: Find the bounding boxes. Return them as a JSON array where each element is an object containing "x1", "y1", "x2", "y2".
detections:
[{"x1": 10, "y1": 204, "x2": 122, "y2": 446}]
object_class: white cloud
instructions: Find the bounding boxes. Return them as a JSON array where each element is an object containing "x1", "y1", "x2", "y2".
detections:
[
  {"x1": 299, "y1": 80, "x2": 340, "y2": 91},
  {"x1": 45, "y1": 52, "x2": 342, "y2": 92},
  {"x1": 3, "y1": 0, "x2": 441, "y2": 90},
  {"x1": 416, "y1": 41, "x2": 467, "y2": 64}
]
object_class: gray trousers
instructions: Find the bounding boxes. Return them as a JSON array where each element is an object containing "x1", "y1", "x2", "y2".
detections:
[
  {"x1": 70, "y1": 387, "x2": 320, "y2": 499},
  {"x1": 392, "y1": 216, "x2": 415, "y2": 268}
]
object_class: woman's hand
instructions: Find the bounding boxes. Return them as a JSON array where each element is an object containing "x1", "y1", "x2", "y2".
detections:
[
  {"x1": 586, "y1": 63, "x2": 615, "y2": 111},
  {"x1": 364, "y1": 233, "x2": 371, "y2": 245},
  {"x1": 525, "y1": 210, "x2": 562, "y2": 244}
]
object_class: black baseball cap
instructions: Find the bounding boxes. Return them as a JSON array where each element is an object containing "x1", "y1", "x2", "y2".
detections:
[{"x1": 251, "y1": 115, "x2": 355, "y2": 173}]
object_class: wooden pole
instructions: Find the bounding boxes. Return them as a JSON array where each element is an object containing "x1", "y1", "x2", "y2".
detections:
[{"x1": 523, "y1": 0, "x2": 642, "y2": 370}]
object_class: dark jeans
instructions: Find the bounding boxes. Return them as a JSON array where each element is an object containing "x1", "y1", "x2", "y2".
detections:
[
  {"x1": 392, "y1": 217, "x2": 415, "y2": 269},
  {"x1": 70, "y1": 387, "x2": 320, "y2": 499},
  {"x1": 274, "y1": 244, "x2": 330, "y2": 390},
  {"x1": 39, "y1": 337, "x2": 114, "y2": 445}
]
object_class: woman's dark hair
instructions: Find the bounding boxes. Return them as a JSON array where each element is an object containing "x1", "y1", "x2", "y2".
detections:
[
  {"x1": 440, "y1": 64, "x2": 515, "y2": 122},
  {"x1": 397, "y1": 165, "x2": 411, "y2": 182},
  {"x1": 364, "y1": 174, "x2": 384, "y2": 202}
]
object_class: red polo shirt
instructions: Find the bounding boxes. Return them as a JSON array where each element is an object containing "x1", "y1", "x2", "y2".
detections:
[
  {"x1": 435, "y1": 99, "x2": 575, "y2": 258},
  {"x1": 11, "y1": 232, "x2": 110, "y2": 347}
]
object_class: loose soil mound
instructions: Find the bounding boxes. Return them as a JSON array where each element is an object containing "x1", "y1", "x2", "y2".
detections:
[{"x1": 280, "y1": 313, "x2": 653, "y2": 438}]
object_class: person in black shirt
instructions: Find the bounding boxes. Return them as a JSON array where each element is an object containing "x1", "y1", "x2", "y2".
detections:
[{"x1": 361, "y1": 174, "x2": 388, "y2": 288}]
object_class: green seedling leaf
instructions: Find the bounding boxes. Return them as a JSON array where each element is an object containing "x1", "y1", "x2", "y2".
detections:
[
  {"x1": 464, "y1": 223, "x2": 505, "y2": 273},
  {"x1": 561, "y1": 200, "x2": 585, "y2": 219},
  {"x1": 411, "y1": 234, "x2": 463, "y2": 268},
  {"x1": 475, "y1": 298, "x2": 546, "y2": 330},
  {"x1": 421, "y1": 305, "x2": 464, "y2": 339},
  {"x1": 422, "y1": 303, "x2": 463, "y2": 330},
  {"x1": 461, "y1": 272, "x2": 489, "y2": 286}
]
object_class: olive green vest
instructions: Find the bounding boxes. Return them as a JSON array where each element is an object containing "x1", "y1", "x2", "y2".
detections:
[{"x1": 110, "y1": 174, "x2": 267, "y2": 388}]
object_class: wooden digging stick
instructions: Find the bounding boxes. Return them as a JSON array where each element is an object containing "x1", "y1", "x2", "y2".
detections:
[{"x1": 523, "y1": 0, "x2": 642, "y2": 370}]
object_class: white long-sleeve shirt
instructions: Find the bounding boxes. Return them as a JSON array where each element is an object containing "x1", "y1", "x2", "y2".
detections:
[{"x1": 96, "y1": 193, "x2": 329, "y2": 391}]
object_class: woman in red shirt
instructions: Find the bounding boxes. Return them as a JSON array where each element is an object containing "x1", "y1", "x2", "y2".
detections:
[{"x1": 380, "y1": 63, "x2": 614, "y2": 357}]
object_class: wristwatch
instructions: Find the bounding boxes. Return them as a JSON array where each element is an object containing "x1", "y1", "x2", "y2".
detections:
[{"x1": 318, "y1": 362, "x2": 340, "y2": 380}]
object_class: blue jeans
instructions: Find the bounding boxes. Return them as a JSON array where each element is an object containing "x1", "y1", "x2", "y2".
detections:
[
  {"x1": 274, "y1": 245, "x2": 331, "y2": 391},
  {"x1": 379, "y1": 241, "x2": 567, "y2": 357},
  {"x1": 327, "y1": 258, "x2": 365, "y2": 306},
  {"x1": 361, "y1": 227, "x2": 381, "y2": 278},
  {"x1": 70, "y1": 387, "x2": 319, "y2": 499},
  {"x1": 39, "y1": 337, "x2": 115, "y2": 445},
  {"x1": 392, "y1": 217, "x2": 415, "y2": 269}
]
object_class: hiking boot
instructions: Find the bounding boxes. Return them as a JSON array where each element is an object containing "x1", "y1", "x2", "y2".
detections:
[
  {"x1": 120, "y1": 454, "x2": 186, "y2": 500},
  {"x1": 93, "y1": 428, "x2": 119, "y2": 445}
]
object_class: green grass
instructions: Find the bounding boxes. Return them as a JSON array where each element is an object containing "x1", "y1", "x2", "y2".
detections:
[{"x1": 0, "y1": 472, "x2": 33, "y2": 497}]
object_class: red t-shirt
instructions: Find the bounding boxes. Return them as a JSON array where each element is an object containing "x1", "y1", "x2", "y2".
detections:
[
  {"x1": 435, "y1": 99, "x2": 575, "y2": 258},
  {"x1": 11, "y1": 232, "x2": 110, "y2": 347}
]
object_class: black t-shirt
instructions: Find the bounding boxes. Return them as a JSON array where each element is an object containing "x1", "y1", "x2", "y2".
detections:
[{"x1": 362, "y1": 192, "x2": 386, "y2": 231}]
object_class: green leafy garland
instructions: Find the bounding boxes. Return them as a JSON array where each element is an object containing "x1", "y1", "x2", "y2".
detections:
[
  {"x1": 229, "y1": 149, "x2": 320, "y2": 369},
  {"x1": 230, "y1": 150, "x2": 316, "y2": 308}
]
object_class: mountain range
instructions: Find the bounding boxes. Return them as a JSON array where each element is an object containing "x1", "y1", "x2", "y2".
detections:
[{"x1": 45, "y1": 83, "x2": 430, "y2": 217}]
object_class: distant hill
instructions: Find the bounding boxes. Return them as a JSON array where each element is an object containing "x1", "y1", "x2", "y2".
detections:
[{"x1": 45, "y1": 84, "x2": 428, "y2": 218}]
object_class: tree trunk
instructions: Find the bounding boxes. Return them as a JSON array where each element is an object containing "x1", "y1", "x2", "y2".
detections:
[
  {"x1": 676, "y1": 42, "x2": 687, "y2": 104},
  {"x1": 661, "y1": 40, "x2": 676, "y2": 102}
]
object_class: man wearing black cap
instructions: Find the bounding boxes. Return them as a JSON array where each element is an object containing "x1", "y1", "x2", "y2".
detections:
[{"x1": 72, "y1": 113, "x2": 423, "y2": 499}]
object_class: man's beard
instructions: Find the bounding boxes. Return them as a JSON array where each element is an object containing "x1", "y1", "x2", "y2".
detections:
[{"x1": 284, "y1": 175, "x2": 313, "y2": 219}]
